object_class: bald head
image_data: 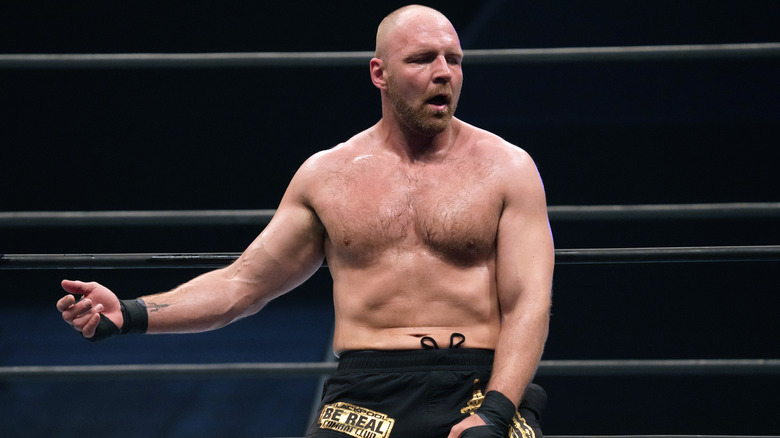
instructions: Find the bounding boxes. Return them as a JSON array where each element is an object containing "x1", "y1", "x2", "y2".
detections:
[{"x1": 375, "y1": 5, "x2": 459, "y2": 59}]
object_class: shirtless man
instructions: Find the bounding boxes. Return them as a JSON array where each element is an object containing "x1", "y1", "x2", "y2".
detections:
[{"x1": 57, "y1": 5, "x2": 554, "y2": 437}]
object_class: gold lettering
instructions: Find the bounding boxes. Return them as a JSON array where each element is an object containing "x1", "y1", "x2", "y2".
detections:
[{"x1": 318, "y1": 402, "x2": 396, "y2": 438}]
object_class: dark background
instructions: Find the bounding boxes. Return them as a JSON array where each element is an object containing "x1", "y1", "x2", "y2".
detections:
[{"x1": 1, "y1": 1, "x2": 778, "y2": 437}]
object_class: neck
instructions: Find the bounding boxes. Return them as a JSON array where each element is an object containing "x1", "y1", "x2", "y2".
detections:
[{"x1": 377, "y1": 117, "x2": 460, "y2": 162}]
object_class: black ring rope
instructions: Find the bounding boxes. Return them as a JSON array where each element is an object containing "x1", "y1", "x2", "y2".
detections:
[
  {"x1": 1, "y1": 359, "x2": 777, "y2": 381},
  {"x1": 1, "y1": 246, "x2": 778, "y2": 270},
  {"x1": 548, "y1": 203, "x2": 780, "y2": 221},
  {"x1": 555, "y1": 246, "x2": 780, "y2": 264},
  {"x1": 0, "y1": 209, "x2": 279, "y2": 228},
  {"x1": 1, "y1": 203, "x2": 778, "y2": 228},
  {"x1": 1, "y1": 43, "x2": 779, "y2": 69}
]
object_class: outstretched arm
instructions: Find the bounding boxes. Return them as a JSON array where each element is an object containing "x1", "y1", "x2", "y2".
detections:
[
  {"x1": 140, "y1": 198, "x2": 325, "y2": 334},
  {"x1": 58, "y1": 161, "x2": 326, "y2": 338}
]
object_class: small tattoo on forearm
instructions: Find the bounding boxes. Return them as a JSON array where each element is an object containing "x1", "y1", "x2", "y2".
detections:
[{"x1": 147, "y1": 302, "x2": 169, "y2": 313}]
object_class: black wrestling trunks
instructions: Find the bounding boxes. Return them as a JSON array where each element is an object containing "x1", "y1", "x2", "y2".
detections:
[{"x1": 305, "y1": 349, "x2": 545, "y2": 438}]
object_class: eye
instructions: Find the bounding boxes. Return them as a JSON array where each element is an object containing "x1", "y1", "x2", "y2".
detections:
[{"x1": 408, "y1": 54, "x2": 434, "y2": 64}]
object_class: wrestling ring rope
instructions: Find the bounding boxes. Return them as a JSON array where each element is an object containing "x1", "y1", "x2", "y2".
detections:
[
  {"x1": 2, "y1": 246, "x2": 780, "y2": 270},
  {"x1": 2, "y1": 203, "x2": 779, "y2": 227},
  {"x1": 2, "y1": 359, "x2": 779, "y2": 381},
  {"x1": 1, "y1": 42, "x2": 779, "y2": 69}
]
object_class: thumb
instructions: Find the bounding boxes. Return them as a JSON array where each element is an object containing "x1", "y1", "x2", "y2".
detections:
[{"x1": 61, "y1": 279, "x2": 95, "y2": 297}]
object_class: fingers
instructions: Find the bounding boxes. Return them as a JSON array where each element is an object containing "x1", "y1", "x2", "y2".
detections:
[
  {"x1": 448, "y1": 415, "x2": 488, "y2": 438},
  {"x1": 58, "y1": 292, "x2": 105, "y2": 332},
  {"x1": 58, "y1": 279, "x2": 102, "y2": 323},
  {"x1": 57, "y1": 279, "x2": 122, "y2": 340},
  {"x1": 72, "y1": 302, "x2": 104, "y2": 337},
  {"x1": 56, "y1": 294, "x2": 76, "y2": 312},
  {"x1": 81, "y1": 312, "x2": 102, "y2": 338},
  {"x1": 447, "y1": 422, "x2": 466, "y2": 438}
]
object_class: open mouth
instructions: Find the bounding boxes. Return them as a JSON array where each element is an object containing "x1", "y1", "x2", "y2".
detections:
[{"x1": 426, "y1": 94, "x2": 450, "y2": 109}]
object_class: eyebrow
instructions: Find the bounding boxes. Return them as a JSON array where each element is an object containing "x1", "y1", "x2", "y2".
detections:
[{"x1": 403, "y1": 48, "x2": 463, "y2": 60}]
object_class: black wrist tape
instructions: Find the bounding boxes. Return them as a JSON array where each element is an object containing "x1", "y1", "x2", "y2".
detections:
[
  {"x1": 86, "y1": 298, "x2": 147, "y2": 342},
  {"x1": 119, "y1": 298, "x2": 148, "y2": 335},
  {"x1": 88, "y1": 314, "x2": 120, "y2": 342},
  {"x1": 476, "y1": 391, "x2": 516, "y2": 431}
]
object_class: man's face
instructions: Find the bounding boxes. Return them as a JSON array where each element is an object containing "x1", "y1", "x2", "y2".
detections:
[{"x1": 382, "y1": 14, "x2": 463, "y2": 135}]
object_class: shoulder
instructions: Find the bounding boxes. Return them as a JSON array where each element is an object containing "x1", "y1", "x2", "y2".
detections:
[
  {"x1": 456, "y1": 119, "x2": 538, "y2": 176},
  {"x1": 300, "y1": 127, "x2": 377, "y2": 173},
  {"x1": 451, "y1": 123, "x2": 550, "y2": 229},
  {"x1": 290, "y1": 128, "x2": 370, "y2": 181},
  {"x1": 455, "y1": 120, "x2": 546, "y2": 208},
  {"x1": 286, "y1": 127, "x2": 378, "y2": 201}
]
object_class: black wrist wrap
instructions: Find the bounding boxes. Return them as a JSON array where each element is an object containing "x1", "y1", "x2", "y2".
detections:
[
  {"x1": 119, "y1": 298, "x2": 148, "y2": 335},
  {"x1": 476, "y1": 391, "x2": 516, "y2": 431},
  {"x1": 88, "y1": 314, "x2": 120, "y2": 342},
  {"x1": 86, "y1": 299, "x2": 147, "y2": 342}
]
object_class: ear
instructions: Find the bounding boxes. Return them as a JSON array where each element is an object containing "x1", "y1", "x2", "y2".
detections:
[{"x1": 370, "y1": 57, "x2": 387, "y2": 90}]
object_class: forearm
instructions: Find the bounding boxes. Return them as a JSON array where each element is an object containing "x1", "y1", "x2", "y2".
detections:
[
  {"x1": 487, "y1": 305, "x2": 550, "y2": 405},
  {"x1": 139, "y1": 267, "x2": 268, "y2": 334}
]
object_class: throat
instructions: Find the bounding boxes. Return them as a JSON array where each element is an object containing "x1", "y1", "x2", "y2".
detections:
[{"x1": 385, "y1": 120, "x2": 459, "y2": 162}]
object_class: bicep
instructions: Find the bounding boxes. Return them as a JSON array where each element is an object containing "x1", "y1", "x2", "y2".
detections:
[
  {"x1": 225, "y1": 172, "x2": 326, "y2": 307},
  {"x1": 495, "y1": 155, "x2": 554, "y2": 315}
]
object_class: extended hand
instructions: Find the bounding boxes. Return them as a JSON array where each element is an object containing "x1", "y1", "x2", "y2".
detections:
[{"x1": 57, "y1": 280, "x2": 122, "y2": 339}]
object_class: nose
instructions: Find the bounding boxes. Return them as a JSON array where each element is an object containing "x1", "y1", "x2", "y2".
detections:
[{"x1": 432, "y1": 56, "x2": 453, "y2": 84}]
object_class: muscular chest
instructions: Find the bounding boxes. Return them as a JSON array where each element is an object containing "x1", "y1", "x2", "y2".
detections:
[{"x1": 317, "y1": 157, "x2": 503, "y2": 264}]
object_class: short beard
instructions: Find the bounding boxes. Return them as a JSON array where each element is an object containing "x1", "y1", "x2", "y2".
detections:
[{"x1": 387, "y1": 80, "x2": 457, "y2": 135}]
